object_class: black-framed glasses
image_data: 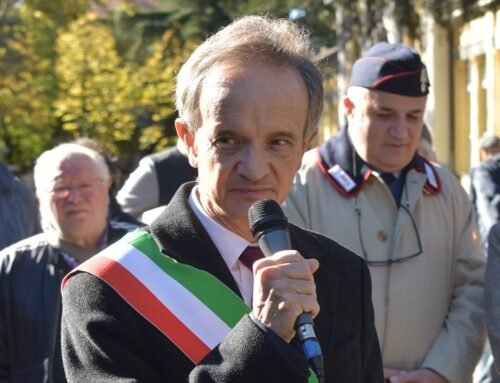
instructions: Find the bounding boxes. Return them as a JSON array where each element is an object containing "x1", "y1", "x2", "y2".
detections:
[{"x1": 355, "y1": 201, "x2": 423, "y2": 266}]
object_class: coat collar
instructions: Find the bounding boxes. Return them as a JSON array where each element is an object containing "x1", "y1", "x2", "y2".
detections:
[{"x1": 317, "y1": 125, "x2": 441, "y2": 198}]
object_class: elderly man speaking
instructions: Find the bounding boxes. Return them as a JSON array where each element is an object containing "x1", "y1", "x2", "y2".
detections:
[
  {"x1": 0, "y1": 143, "x2": 139, "y2": 383},
  {"x1": 60, "y1": 16, "x2": 384, "y2": 383}
]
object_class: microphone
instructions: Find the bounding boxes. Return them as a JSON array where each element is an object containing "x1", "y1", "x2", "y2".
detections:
[{"x1": 248, "y1": 199, "x2": 325, "y2": 382}]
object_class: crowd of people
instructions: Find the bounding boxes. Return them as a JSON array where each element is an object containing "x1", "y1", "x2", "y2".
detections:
[{"x1": 0, "y1": 14, "x2": 499, "y2": 383}]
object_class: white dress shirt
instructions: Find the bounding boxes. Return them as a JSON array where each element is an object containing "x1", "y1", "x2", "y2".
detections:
[{"x1": 188, "y1": 187, "x2": 259, "y2": 306}]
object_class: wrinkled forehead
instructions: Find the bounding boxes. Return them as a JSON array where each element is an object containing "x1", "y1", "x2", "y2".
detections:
[{"x1": 199, "y1": 62, "x2": 306, "y2": 119}]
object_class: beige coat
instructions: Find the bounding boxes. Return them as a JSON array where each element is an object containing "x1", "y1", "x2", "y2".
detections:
[{"x1": 283, "y1": 148, "x2": 486, "y2": 383}]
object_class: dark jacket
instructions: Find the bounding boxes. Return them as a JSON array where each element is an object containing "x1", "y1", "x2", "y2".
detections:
[
  {"x1": 0, "y1": 221, "x2": 139, "y2": 383},
  {"x1": 61, "y1": 182, "x2": 384, "y2": 383},
  {"x1": 471, "y1": 153, "x2": 500, "y2": 241},
  {"x1": 0, "y1": 161, "x2": 40, "y2": 251}
]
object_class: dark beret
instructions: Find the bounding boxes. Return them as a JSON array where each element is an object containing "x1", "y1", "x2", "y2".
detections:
[{"x1": 349, "y1": 42, "x2": 430, "y2": 97}]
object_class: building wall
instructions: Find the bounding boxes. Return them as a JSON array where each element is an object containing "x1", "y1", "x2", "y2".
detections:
[{"x1": 453, "y1": 7, "x2": 500, "y2": 175}]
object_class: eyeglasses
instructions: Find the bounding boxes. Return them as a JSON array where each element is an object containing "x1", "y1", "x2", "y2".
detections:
[
  {"x1": 355, "y1": 201, "x2": 423, "y2": 266},
  {"x1": 48, "y1": 178, "x2": 104, "y2": 200}
]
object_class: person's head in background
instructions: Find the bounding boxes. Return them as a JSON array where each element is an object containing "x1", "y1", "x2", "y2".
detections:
[
  {"x1": 479, "y1": 133, "x2": 500, "y2": 161},
  {"x1": 34, "y1": 143, "x2": 112, "y2": 252},
  {"x1": 418, "y1": 122, "x2": 437, "y2": 162},
  {"x1": 71, "y1": 137, "x2": 121, "y2": 193},
  {"x1": 174, "y1": 16, "x2": 323, "y2": 239},
  {"x1": 343, "y1": 42, "x2": 430, "y2": 173}
]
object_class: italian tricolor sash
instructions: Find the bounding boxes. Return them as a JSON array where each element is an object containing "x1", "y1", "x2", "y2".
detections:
[{"x1": 62, "y1": 229, "x2": 318, "y2": 383}]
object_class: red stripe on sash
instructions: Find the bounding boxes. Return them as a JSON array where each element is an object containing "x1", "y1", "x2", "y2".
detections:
[{"x1": 75, "y1": 256, "x2": 211, "y2": 364}]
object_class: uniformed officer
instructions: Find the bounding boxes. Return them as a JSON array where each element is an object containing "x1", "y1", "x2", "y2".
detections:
[{"x1": 283, "y1": 42, "x2": 485, "y2": 383}]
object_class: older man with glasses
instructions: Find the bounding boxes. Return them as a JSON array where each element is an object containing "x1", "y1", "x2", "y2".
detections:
[
  {"x1": 284, "y1": 42, "x2": 486, "y2": 383},
  {"x1": 0, "y1": 143, "x2": 140, "y2": 383}
]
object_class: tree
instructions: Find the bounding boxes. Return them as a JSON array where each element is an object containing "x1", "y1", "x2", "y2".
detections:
[
  {"x1": 55, "y1": 13, "x2": 194, "y2": 161},
  {"x1": 0, "y1": 5, "x2": 58, "y2": 170}
]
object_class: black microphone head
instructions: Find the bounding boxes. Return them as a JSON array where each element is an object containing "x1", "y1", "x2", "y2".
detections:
[{"x1": 248, "y1": 199, "x2": 288, "y2": 239}]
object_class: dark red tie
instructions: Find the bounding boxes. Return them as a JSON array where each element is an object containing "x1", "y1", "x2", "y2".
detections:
[{"x1": 239, "y1": 246, "x2": 264, "y2": 270}]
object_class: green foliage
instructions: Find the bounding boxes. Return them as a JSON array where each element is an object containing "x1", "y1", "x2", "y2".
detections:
[
  {"x1": 0, "y1": 5, "x2": 58, "y2": 169},
  {"x1": 55, "y1": 15, "x2": 193, "y2": 158},
  {"x1": 0, "y1": 1, "x2": 193, "y2": 171}
]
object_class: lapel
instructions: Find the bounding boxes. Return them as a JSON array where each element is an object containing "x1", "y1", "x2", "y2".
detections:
[{"x1": 149, "y1": 182, "x2": 242, "y2": 299}]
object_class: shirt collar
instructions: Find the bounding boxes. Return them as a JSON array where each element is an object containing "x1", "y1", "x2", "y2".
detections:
[{"x1": 188, "y1": 186, "x2": 252, "y2": 270}]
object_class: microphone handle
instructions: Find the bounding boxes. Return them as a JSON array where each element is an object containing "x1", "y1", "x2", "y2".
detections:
[{"x1": 295, "y1": 313, "x2": 325, "y2": 382}]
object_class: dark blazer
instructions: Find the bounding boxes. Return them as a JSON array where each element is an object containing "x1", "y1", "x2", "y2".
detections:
[{"x1": 61, "y1": 183, "x2": 383, "y2": 383}]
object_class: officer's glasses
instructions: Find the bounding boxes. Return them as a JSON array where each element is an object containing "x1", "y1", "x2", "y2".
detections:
[{"x1": 355, "y1": 202, "x2": 423, "y2": 266}]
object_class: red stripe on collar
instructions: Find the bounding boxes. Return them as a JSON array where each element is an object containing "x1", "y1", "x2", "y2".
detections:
[{"x1": 315, "y1": 148, "x2": 371, "y2": 198}]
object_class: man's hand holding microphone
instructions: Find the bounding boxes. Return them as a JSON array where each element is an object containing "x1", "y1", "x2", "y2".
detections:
[{"x1": 248, "y1": 199, "x2": 324, "y2": 382}]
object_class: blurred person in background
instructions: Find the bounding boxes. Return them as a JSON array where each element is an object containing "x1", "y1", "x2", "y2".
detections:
[
  {"x1": 0, "y1": 143, "x2": 140, "y2": 383},
  {"x1": 72, "y1": 137, "x2": 143, "y2": 226},
  {"x1": 470, "y1": 133, "x2": 500, "y2": 242},
  {"x1": 0, "y1": 157, "x2": 40, "y2": 251},
  {"x1": 117, "y1": 138, "x2": 197, "y2": 221}
]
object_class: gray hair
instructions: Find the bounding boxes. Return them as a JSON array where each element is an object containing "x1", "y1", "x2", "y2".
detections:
[
  {"x1": 175, "y1": 15, "x2": 323, "y2": 139},
  {"x1": 34, "y1": 143, "x2": 110, "y2": 195}
]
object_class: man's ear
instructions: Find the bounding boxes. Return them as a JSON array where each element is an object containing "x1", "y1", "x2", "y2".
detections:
[
  {"x1": 175, "y1": 118, "x2": 198, "y2": 168},
  {"x1": 342, "y1": 95, "x2": 355, "y2": 117}
]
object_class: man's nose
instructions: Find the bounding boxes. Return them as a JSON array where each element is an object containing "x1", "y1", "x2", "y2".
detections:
[
  {"x1": 390, "y1": 118, "x2": 409, "y2": 138},
  {"x1": 66, "y1": 186, "x2": 84, "y2": 202},
  {"x1": 236, "y1": 145, "x2": 270, "y2": 181}
]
